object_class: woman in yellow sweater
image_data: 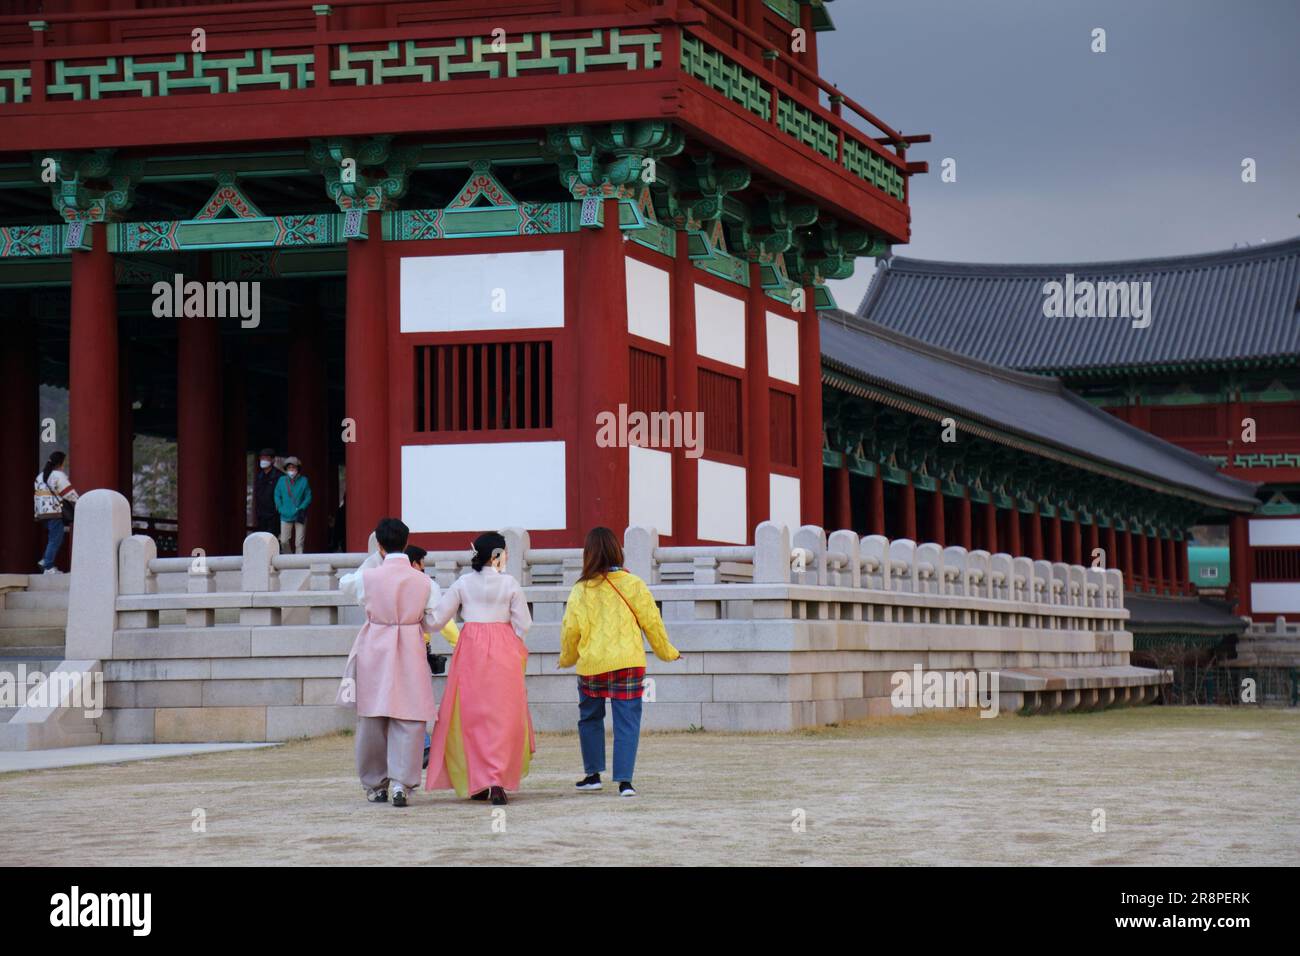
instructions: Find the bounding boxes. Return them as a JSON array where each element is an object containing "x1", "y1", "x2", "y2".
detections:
[{"x1": 558, "y1": 526, "x2": 680, "y2": 797}]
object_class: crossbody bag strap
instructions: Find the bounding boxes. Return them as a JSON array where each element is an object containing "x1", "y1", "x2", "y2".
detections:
[{"x1": 602, "y1": 574, "x2": 643, "y2": 633}]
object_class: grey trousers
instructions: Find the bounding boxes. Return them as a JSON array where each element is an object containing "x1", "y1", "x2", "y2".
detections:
[{"x1": 356, "y1": 715, "x2": 425, "y2": 790}]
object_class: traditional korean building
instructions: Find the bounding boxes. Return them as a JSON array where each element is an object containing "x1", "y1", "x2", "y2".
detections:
[
  {"x1": 857, "y1": 238, "x2": 1300, "y2": 623},
  {"x1": 0, "y1": 0, "x2": 926, "y2": 567}
]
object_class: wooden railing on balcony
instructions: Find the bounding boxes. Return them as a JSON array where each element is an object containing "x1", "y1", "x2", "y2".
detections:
[{"x1": 0, "y1": 0, "x2": 924, "y2": 212}]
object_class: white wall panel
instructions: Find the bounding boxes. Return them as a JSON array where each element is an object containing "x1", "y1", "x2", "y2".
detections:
[
  {"x1": 694, "y1": 284, "x2": 745, "y2": 368},
  {"x1": 769, "y1": 473, "x2": 802, "y2": 531},
  {"x1": 1251, "y1": 583, "x2": 1300, "y2": 614},
  {"x1": 625, "y1": 256, "x2": 671, "y2": 345},
  {"x1": 766, "y1": 312, "x2": 800, "y2": 384},
  {"x1": 400, "y1": 250, "x2": 565, "y2": 333},
  {"x1": 697, "y1": 458, "x2": 747, "y2": 543},
  {"x1": 1249, "y1": 518, "x2": 1300, "y2": 547},
  {"x1": 629, "y1": 445, "x2": 673, "y2": 535},
  {"x1": 401, "y1": 441, "x2": 566, "y2": 531}
]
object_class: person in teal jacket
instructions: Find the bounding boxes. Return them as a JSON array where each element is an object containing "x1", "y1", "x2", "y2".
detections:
[{"x1": 274, "y1": 455, "x2": 313, "y2": 554}]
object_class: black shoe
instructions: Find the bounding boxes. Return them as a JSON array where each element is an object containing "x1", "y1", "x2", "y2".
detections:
[
  {"x1": 470, "y1": 788, "x2": 490, "y2": 801},
  {"x1": 391, "y1": 785, "x2": 409, "y2": 808},
  {"x1": 422, "y1": 747, "x2": 430, "y2": 770},
  {"x1": 618, "y1": 782, "x2": 637, "y2": 798},
  {"x1": 575, "y1": 773, "x2": 603, "y2": 791},
  {"x1": 489, "y1": 786, "x2": 508, "y2": 805}
]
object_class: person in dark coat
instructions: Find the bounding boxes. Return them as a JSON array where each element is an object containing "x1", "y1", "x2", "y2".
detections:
[{"x1": 253, "y1": 448, "x2": 282, "y2": 536}]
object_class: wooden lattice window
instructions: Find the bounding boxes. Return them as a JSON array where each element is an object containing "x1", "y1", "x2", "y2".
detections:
[
  {"x1": 1254, "y1": 547, "x2": 1300, "y2": 582},
  {"x1": 699, "y1": 367, "x2": 742, "y2": 455},
  {"x1": 769, "y1": 388, "x2": 797, "y2": 467},
  {"x1": 629, "y1": 347, "x2": 667, "y2": 416},
  {"x1": 414, "y1": 341, "x2": 552, "y2": 432}
]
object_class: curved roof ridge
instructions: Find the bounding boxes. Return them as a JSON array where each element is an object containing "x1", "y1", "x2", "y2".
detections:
[
  {"x1": 824, "y1": 309, "x2": 1063, "y2": 394},
  {"x1": 881, "y1": 234, "x2": 1300, "y2": 278}
]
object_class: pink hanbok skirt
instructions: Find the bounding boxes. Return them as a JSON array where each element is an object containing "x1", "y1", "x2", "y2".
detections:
[{"x1": 425, "y1": 621, "x2": 535, "y2": 797}]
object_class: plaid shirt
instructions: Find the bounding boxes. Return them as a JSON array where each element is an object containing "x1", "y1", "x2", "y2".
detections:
[{"x1": 578, "y1": 667, "x2": 647, "y2": 700}]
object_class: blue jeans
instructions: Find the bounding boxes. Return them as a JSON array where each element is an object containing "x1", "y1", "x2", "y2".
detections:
[
  {"x1": 578, "y1": 690, "x2": 642, "y2": 783},
  {"x1": 40, "y1": 518, "x2": 65, "y2": 569}
]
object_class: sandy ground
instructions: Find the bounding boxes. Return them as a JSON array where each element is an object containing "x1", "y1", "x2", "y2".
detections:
[{"x1": 3, "y1": 706, "x2": 1297, "y2": 866}]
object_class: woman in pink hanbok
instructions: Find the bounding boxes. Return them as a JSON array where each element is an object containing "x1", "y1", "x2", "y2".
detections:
[{"x1": 424, "y1": 531, "x2": 534, "y2": 805}]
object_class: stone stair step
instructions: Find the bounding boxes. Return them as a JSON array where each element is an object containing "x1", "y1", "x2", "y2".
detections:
[
  {"x1": 0, "y1": 645, "x2": 65, "y2": 658},
  {"x1": 23, "y1": 574, "x2": 71, "y2": 592},
  {"x1": 0, "y1": 608, "x2": 67, "y2": 628},
  {"x1": 1, "y1": 591, "x2": 70, "y2": 611},
  {"x1": 0, "y1": 627, "x2": 66, "y2": 649},
  {"x1": 0, "y1": 707, "x2": 18, "y2": 722}
]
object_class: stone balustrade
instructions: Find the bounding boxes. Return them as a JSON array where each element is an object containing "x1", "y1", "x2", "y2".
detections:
[{"x1": 43, "y1": 489, "x2": 1166, "y2": 747}]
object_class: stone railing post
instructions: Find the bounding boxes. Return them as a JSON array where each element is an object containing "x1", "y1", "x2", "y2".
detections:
[
  {"x1": 240, "y1": 531, "x2": 281, "y2": 626},
  {"x1": 827, "y1": 530, "x2": 860, "y2": 588},
  {"x1": 624, "y1": 525, "x2": 659, "y2": 583},
  {"x1": 116, "y1": 534, "x2": 158, "y2": 631},
  {"x1": 65, "y1": 489, "x2": 132, "y2": 661},
  {"x1": 754, "y1": 521, "x2": 791, "y2": 584},
  {"x1": 792, "y1": 525, "x2": 827, "y2": 585},
  {"x1": 503, "y1": 527, "x2": 530, "y2": 584}
]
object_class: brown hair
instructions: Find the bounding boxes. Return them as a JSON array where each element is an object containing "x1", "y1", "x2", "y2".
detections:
[{"x1": 578, "y1": 526, "x2": 624, "y2": 583}]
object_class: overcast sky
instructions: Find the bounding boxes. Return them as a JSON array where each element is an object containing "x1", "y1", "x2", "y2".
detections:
[{"x1": 817, "y1": 0, "x2": 1300, "y2": 311}]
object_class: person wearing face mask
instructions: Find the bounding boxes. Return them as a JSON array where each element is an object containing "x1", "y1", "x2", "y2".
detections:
[
  {"x1": 252, "y1": 448, "x2": 282, "y2": 536},
  {"x1": 273, "y1": 455, "x2": 313, "y2": 554}
]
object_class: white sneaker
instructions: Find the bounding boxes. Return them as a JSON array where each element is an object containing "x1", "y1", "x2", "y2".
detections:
[
  {"x1": 391, "y1": 784, "x2": 409, "y2": 808},
  {"x1": 43, "y1": 567, "x2": 62, "y2": 575},
  {"x1": 364, "y1": 786, "x2": 388, "y2": 803}
]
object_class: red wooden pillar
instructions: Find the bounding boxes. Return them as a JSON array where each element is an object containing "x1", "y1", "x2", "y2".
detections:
[
  {"x1": 223, "y1": 364, "x2": 248, "y2": 555},
  {"x1": 0, "y1": 295, "x2": 40, "y2": 573},
  {"x1": 118, "y1": 333, "x2": 134, "y2": 506},
  {"x1": 670, "y1": 228, "x2": 698, "y2": 544},
  {"x1": 927, "y1": 487, "x2": 945, "y2": 546},
  {"x1": 745, "y1": 262, "x2": 771, "y2": 534},
  {"x1": 798, "y1": 285, "x2": 823, "y2": 527},
  {"x1": 1006, "y1": 505, "x2": 1022, "y2": 556},
  {"x1": 345, "y1": 211, "x2": 389, "y2": 550},
  {"x1": 1178, "y1": 537, "x2": 1191, "y2": 595},
  {"x1": 1105, "y1": 524, "x2": 1118, "y2": 574},
  {"x1": 1049, "y1": 512, "x2": 1063, "y2": 563},
  {"x1": 1151, "y1": 530, "x2": 1165, "y2": 595},
  {"x1": 574, "y1": 199, "x2": 630, "y2": 539},
  {"x1": 832, "y1": 459, "x2": 852, "y2": 532},
  {"x1": 1136, "y1": 529, "x2": 1150, "y2": 592},
  {"x1": 1122, "y1": 525, "x2": 1135, "y2": 589},
  {"x1": 1229, "y1": 514, "x2": 1252, "y2": 617},
  {"x1": 958, "y1": 489, "x2": 972, "y2": 550},
  {"x1": 1029, "y1": 505, "x2": 1044, "y2": 560},
  {"x1": 1167, "y1": 534, "x2": 1178, "y2": 595},
  {"x1": 288, "y1": 309, "x2": 329, "y2": 552},
  {"x1": 900, "y1": 475, "x2": 917, "y2": 540},
  {"x1": 69, "y1": 223, "x2": 120, "y2": 495},
  {"x1": 869, "y1": 469, "x2": 885, "y2": 536},
  {"x1": 177, "y1": 308, "x2": 223, "y2": 557},
  {"x1": 983, "y1": 501, "x2": 997, "y2": 553}
]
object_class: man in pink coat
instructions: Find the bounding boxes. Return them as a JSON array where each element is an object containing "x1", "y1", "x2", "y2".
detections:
[{"x1": 336, "y1": 517, "x2": 439, "y2": 807}]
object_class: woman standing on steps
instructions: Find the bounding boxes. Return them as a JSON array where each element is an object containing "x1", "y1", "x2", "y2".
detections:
[
  {"x1": 423, "y1": 531, "x2": 534, "y2": 806},
  {"x1": 558, "y1": 526, "x2": 681, "y2": 798},
  {"x1": 33, "y1": 451, "x2": 78, "y2": 574}
]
